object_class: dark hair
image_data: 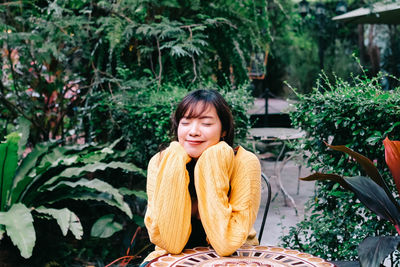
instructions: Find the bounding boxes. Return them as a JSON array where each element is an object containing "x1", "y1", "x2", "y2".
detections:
[{"x1": 171, "y1": 89, "x2": 235, "y2": 147}]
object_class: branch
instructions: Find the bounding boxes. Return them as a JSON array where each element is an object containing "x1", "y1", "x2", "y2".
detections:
[
  {"x1": 156, "y1": 37, "x2": 162, "y2": 90},
  {"x1": 0, "y1": 1, "x2": 22, "y2": 6},
  {"x1": 92, "y1": 3, "x2": 133, "y2": 23},
  {"x1": 191, "y1": 54, "x2": 197, "y2": 84},
  {"x1": 0, "y1": 93, "x2": 43, "y2": 132}
]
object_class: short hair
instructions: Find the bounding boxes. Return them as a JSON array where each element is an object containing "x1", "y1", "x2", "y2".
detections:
[{"x1": 171, "y1": 89, "x2": 234, "y2": 147}]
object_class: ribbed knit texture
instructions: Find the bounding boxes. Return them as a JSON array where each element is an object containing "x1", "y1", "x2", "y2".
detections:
[{"x1": 143, "y1": 141, "x2": 261, "y2": 262}]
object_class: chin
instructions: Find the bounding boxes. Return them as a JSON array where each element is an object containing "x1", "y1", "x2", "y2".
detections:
[
  {"x1": 185, "y1": 149, "x2": 203, "y2": 159},
  {"x1": 188, "y1": 152, "x2": 202, "y2": 159}
]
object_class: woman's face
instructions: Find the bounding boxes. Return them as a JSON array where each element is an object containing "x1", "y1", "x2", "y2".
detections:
[{"x1": 178, "y1": 103, "x2": 224, "y2": 158}]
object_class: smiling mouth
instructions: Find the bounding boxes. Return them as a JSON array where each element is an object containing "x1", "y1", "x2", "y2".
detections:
[{"x1": 186, "y1": 140, "x2": 204, "y2": 145}]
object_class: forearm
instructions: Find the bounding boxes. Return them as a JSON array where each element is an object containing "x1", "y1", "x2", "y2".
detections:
[
  {"x1": 195, "y1": 142, "x2": 261, "y2": 256},
  {"x1": 145, "y1": 142, "x2": 192, "y2": 253}
]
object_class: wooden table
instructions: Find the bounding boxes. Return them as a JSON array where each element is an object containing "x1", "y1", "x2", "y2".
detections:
[
  {"x1": 148, "y1": 245, "x2": 335, "y2": 267},
  {"x1": 248, "y1": 128, "x2": 306, "y2": 215}
]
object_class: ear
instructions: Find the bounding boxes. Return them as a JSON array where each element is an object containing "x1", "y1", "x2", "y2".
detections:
[{"x1": 221, "y1": 131, "x2": 227, "y2": 138}]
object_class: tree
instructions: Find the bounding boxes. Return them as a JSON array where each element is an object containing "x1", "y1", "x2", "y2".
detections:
[{"x1": 0, "y1": 0, "x2": 269, "y2": 145}]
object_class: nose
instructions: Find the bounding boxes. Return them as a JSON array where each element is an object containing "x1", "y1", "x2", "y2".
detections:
[{"x1": 188, "y1": 122, "x2": 200, "y2": 136}]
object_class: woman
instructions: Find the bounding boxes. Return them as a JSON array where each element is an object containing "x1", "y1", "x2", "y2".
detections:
[{"x1": 142, "y1": 89, "x2": 261, "y2": 265}]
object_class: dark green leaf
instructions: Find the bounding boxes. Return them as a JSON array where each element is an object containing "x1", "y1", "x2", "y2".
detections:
[
  {"x1": 326, "y1": 143, "x2": 400, "y2": 211},
  {"x1": 0, "y1": 133, "x2": 20, "y2": 211},
  {"x1": 46, "y1": 178, "x2": 132, "y2": 218},
  {"x1": 11, "y1": 143, "x2": 50, "y2": 205},
  {"x1": 42, "y1": 161, "x2": 145, "y2": 188},
  {"x1": 119, "y1": 187, "x2": 147, "y2": 200},
  {"x1": 344, "y1": 176, "x2": 400, "y2": 226},
  {"x1": 133, "y1": 214, "x2": 144, "y2": 227},
  {"x1": 358, "y1": 236, "x2": 400, "y2": 267}
]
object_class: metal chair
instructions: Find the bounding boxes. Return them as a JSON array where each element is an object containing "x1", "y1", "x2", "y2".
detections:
[{"x1": 258, "y1": 172, "x2": 272, "y2": 243}]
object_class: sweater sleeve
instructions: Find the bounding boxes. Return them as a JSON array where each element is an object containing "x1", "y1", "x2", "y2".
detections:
[
  {"x1": 144, "y1": 141, "x2": 192, "y2": 254},
  {"x1": 194, "y1": 141, "x2": 261, "y2": 256}
]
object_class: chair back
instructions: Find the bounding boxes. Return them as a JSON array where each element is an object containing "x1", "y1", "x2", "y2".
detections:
[{"x1": 258, "y1": 172, "x2": 271, "y2": 243}]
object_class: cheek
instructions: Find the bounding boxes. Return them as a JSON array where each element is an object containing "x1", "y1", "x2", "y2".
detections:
[
  {"x1": 177, "y1": 126, "x2": 185, "y2": 142},
  {"x1": 209, "y1": 126, "x2": 223, "y2": 143}
]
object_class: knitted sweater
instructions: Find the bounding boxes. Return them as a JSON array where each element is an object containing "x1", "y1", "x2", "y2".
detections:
[{"x1": 143, "y1": 141, "x2": 261, "y2": 262}]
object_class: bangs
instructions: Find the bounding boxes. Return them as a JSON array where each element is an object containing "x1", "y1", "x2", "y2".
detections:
[
  {"x1": 171, "y1": 89, "x2": 235, "y2": 147},
  {"x1": 180, "y1": 101, "x2": 211, "y2": 119}
]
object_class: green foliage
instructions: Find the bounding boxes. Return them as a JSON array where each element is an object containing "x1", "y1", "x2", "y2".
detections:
[
  {"x1": 90, "y1": 214, "x2": 123, "y2": 238},
  {"x1": 302, "y1": 142, "x2": 400, "y2": 266},
  {"x1": 0, "y1": 0, "x2": 267, "y2": 144},
  {"x1": 0, "y1": 0, "x2": 263, "y2": 263},
  {"x1": 0, "y1": 132, "x2": 20, "y2": 211},
  {"x1": 88, "y1": 81, "x2": 254, "y2": 168},
  {"x1": 0, "y1": 203, "x2": 35, "y2": 259},
  {"x1": 264, "y1": 1, "x2": 369, "y2": 97},
  {"x1": 0, "y1": 129, "x2": 145, "y2": 259},
  {"x1": 283, "y1": 73, "x2": 400, "y2": 261},
  {"x1": 35, "y1": 206, "x2": 83, "y2": 239}
]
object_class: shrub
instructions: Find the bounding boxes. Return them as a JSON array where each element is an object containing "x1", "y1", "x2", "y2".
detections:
[
  {"x1": 283, "y1": 72, "x2": 400, "y2": 261},
  {"x1": 302, "y1": 139, "x2": 400, "y2": 267},
  {"x1": 88, "y1": 81, "x2": 255, "y2": 168},
  {"x1": 0, "y1": 124, "x2": 146, "y2": 263}
]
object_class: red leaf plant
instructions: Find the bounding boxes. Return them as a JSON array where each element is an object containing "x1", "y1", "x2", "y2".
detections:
[
  {"x1": 384, "y1": 137, "x2": 400, "y2": 195},
  {"x1": 301, "y1": 137, "x2": 400, "y2": 267}
]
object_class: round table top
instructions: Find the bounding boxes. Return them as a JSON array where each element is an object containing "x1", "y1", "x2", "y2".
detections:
[
  {"x1": 148, "y1": 245, "x2": 335, "y2": 267},
  {"x1": 248, "y1": 128, "x2": 305, "y2": 141}
]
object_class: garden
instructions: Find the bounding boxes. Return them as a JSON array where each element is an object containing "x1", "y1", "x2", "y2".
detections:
[{"x1": 0, "y1": 0, "x2": 399, "y2": 266}]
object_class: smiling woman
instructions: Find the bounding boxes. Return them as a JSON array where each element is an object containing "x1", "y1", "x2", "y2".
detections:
[
  {"x1": 177, "y1": 104, "x2": 223, "y2": 159},
  {"x1": 174, "y1": 90, "x2": 231, "y2": 158},
  {"x1": 140, "y1": 89, "x2": 262, "y2": 266}
]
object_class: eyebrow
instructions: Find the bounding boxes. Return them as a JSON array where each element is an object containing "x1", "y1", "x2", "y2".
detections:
[{"x1": 184, "y1": 115, "x2": 214, "y2": 119}]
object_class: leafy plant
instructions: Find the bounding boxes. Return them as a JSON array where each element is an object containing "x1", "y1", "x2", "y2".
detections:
[
  {"x1": 0, "y1": 128, "x2": 145, "y2": 259},
  {"x1": 0, "y1": 0, "x2": 269, "y2": 145},
  {"x1": 89, "y1": 81, "x2": 255, "y2": 168},
  {"x1": 301, "y1": 138, "x2": 400, "y2": 267},
  {"x1": 284, "y1": 72, "x2": 400, "y2": 260}
]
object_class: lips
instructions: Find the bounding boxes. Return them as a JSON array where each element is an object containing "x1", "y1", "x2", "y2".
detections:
[{"x1": 186, "y1": 140, "x2": 204, "y2": 145}]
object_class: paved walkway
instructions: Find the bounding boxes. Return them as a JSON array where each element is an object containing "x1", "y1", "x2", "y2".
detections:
[
  {"x1": 247, "y1": 97, "x2": 291, "y2": 115},
  {"x1": 248, "y1": 98, "x2": 315, "y2": 246},
  {"x1": 254, "y1": 159, "x2": 315, "y2": 246}
]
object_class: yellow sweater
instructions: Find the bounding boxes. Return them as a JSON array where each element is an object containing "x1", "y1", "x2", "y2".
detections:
[{"x1": 143, "y1": 141, "x2": 261, "y2": 262}]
